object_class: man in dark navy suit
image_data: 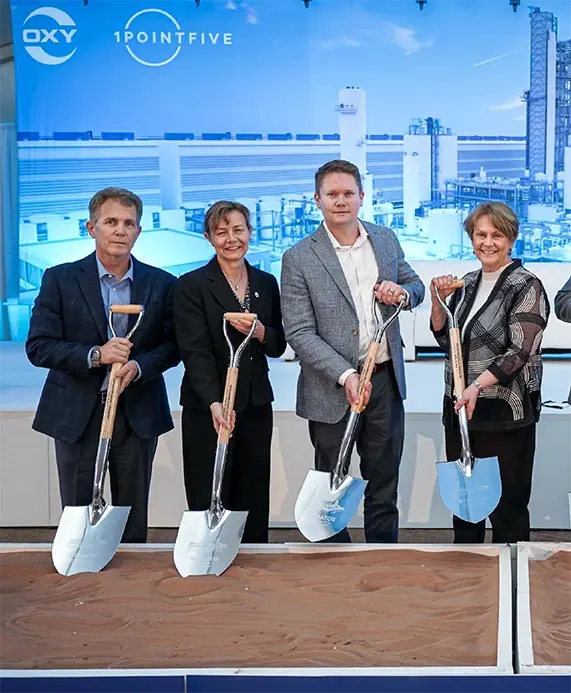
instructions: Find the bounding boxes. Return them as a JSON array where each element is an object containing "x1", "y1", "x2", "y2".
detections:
[{"x1": 26, "y1": 187, "x2": 180, "y2": 543}]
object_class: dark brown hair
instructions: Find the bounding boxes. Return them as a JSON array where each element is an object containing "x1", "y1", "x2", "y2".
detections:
[
  {"x1": 88, "y1": 187, "x2": 143, "y2": 224},
  {"x1": 464, "y1": 202, "x2": 519, "y2": 242},
  {"x1": 204, "y1": 200, "x2": 252, "y2": 237},
  {"x1": 315, "y1": 159, "x2": 363, "y2": 194}
]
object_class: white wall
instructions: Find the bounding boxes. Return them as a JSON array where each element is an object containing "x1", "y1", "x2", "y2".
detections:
[{"x1": 1, "y1": 408, "x2": 569, "y2": 530}]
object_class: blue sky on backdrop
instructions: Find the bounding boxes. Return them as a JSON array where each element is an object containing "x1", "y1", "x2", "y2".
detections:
[{"x1": 10, "y1": 0, "x2": 571, "y2": 135}]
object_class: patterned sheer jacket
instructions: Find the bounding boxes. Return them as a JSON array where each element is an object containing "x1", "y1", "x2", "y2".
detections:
[{"x1": 431, "y1": 260, "x2": 550, "y2": 432}]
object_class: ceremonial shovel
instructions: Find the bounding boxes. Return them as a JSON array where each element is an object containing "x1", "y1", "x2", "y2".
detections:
[
  {"x1": 435, "y1": 282, "x2": 502, "y2": 523},
  {"x1": 52, "y1": 303, "x2": 145, "y2": 576},
  {"x1": 295, "y1": 296, "x2": 406, "y2": 542},
  {"x1": 174, "y1": 312, "x2": 257, "y2": 577}
]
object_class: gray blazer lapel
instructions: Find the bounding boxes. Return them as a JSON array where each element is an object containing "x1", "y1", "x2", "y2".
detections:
[
  {"x1": 363, "y1": 223, "x2": 393, "y2": 321},
  {"x1": 310, "y1": 225, "x2": 356, "y2": 313}
]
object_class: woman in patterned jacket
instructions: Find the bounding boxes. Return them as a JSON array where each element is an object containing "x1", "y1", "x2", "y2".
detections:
[{"x1": 430, "y1": 201, "x2": 550, "y2": 544}]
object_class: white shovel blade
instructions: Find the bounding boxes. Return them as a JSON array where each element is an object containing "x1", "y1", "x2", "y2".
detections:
[
  {"x1": 295, "y1": 469, "x2": 367, "y2": 542},
  {"x1": 52, "y1": 504, "x2": 130, "y2": 576},
  {"x1": 173, "y1": 509, "x2": 248, "y2": 577}
]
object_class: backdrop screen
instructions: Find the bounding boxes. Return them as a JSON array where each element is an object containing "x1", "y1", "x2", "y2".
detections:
[{"x1": 6, "y1": 0, "x2": 571, "y2": 341}]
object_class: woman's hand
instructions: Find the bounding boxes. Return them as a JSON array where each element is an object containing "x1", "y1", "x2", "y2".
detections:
[
  {"x1": 454, "y1": 384, "x2": 480, "y2": 421},
  {"x1": 209, "y1": 402, "x2": 236, "y2": 435},
  {"x1": 229, "y1": 317, "x2": 265, "y2": 343},
  {"x1": 430, "y1": 275, "x2": 459, "y2": 303}
]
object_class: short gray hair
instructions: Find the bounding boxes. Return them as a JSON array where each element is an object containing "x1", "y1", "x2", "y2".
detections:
[{"x1": 88, "y1": 187, "x2": 143, "y2": 224}]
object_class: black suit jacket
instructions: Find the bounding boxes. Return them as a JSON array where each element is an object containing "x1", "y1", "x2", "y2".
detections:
[
  {"x1": 173, "y1": 257, "x2": 286, "y2": 412},
  {"x1": 26, "y1": 252, "x2": 181, "y2": 444}
]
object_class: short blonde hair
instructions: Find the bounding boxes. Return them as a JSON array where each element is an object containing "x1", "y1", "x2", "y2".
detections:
[{"x1": 464, "y1": 202, "x2": 519, "y2": 243}]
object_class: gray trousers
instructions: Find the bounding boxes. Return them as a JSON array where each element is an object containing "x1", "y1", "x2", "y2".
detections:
[
  {"x1": 308, "y1": 363, "x2": 405, "y2": 543},
  {"x1": 54, "y1": 398, "x2": 157, "y2": 543}
]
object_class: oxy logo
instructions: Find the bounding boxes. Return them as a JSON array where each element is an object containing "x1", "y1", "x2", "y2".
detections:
[
  {"x1": 23, "y1": 7, "x2": 77, "y2": 65},
  {"x1": 115, "y1": 8, "x2": 232, "y2": 67}
]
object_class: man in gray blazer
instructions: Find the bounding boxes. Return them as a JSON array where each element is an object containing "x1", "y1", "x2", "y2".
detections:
[{"x1": 281, "y1": 160, "x2": 424, "y2": 543}]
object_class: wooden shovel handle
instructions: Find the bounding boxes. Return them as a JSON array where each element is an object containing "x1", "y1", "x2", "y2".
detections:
[
  {"x1": 350, "y1": 341, "x2": 380, "y2": 413},
  {"x1": 224, "y1": 312, "x2": 257, "y2": 322},
  {"x1": 449, "y1": 328, "x2": 467, "y2": 397},
  {"x1": 101, "y1": 362, "x2": 122, "y2": 439},
  {"x1": 218, "y1": 367, "x2": 239, "y2": 445},
  {"x1": 110, "y1": 304, "x2": 144, "y2": 315},
  {"x1": 449, "y1": 280, "x2": 464, "y2": 289}
]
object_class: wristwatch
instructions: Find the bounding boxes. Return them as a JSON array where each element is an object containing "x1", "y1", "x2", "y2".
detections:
[{"x1": 90, "y1": 346, "x2": 102, "y2": 368}]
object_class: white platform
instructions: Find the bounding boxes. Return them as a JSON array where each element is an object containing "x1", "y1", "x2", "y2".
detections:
[{"x1": 0, "y1": 344, "x2": 570, "y2": 529}]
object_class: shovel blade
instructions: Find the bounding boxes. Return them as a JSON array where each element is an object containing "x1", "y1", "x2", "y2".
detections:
[
  {"x1": 51, "y1": 504, "x2": 130, "y2": 576},
  {"x1": 437, "y1": 456, "x2": 501, "y2": 523},
  {"x1": 295, "y1": 469, "x2": 367, "y2": 542},
  {"x1": 173, "y1": 509, "x2": 248, "y2": 577}
]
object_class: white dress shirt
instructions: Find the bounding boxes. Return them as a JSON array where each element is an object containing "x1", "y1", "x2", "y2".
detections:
[{"x1": 323, "y1": 221, "x2": 391, "y2": 386}]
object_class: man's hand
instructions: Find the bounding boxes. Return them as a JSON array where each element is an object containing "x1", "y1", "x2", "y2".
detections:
[
  {"x1": 375, "y1": 281, "x2": 407, "y2": 306},
  {"x1": 344, "y1": 372, "x2": 372, "y2": 409},
  {"x1": 115, "y1": 360, "x2": 139, "y2": 395},
  {"x1": 210, "y1": 402, "x2": 236, "y2": 435},
  {"x1": 229, "y1": 318, "x2": 266, "y2": 343},
  {"x1": 100, "y1": 337, "x2": 133, "y2": 365}
]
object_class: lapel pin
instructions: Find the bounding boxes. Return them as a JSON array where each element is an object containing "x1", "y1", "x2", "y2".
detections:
[{"x1": 254, "y1": 291, "x2": 259, "y2": 298}]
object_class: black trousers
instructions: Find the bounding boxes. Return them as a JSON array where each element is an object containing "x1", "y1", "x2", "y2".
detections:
[
  {"x1": 446, "y1": 423, "x2": 536, "y2": 544},
  {"x1": 182, "y1": 402, "x2": 273, "y2": 544},
  {"x1": 308, "y1": 364, "x2": 405, "y2": 543},
  {"x1": 54, "y1": 399, "x2": 157, "y2": 543}
]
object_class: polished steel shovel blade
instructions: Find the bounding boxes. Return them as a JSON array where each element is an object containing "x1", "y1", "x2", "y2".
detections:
[
  {"x1": 173, "y1": 508, "x2": 248, "y2": 577},
  {"x1": 294, "y1": 470, "x2": 368, "y2": 542},
  {"x1": 51, "y1": 504, "x2": 130, "y2": 576},
  {"x1": 437, "y1": 456, "x2": 501, "y2": 523}
]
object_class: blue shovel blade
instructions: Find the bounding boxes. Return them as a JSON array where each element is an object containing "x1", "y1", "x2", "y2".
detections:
[
  {"x1": 295, "y1": 470, "x2": 368, "y2": 542},
  {"x1": 437, "y1": 456, "x2": 502, "y2": 524}
]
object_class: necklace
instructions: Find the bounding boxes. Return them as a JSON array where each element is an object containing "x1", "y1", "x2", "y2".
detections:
[{"x1": 223, "y1": 265, "x2": 244, "y2": 292}]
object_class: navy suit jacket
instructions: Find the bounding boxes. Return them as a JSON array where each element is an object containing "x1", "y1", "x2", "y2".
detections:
[{"x1": 26, "y1": 252, "x2": 181, "y2": 444}]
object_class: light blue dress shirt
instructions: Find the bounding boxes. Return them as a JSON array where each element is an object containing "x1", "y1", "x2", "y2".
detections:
[{"x1": 88, "y1": 256, "x2": 141, "y2": 386}]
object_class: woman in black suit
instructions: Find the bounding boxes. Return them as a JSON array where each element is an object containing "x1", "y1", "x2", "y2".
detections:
[{"x1": 173, "y1": 201, "x2": 286, "y2": 543}]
